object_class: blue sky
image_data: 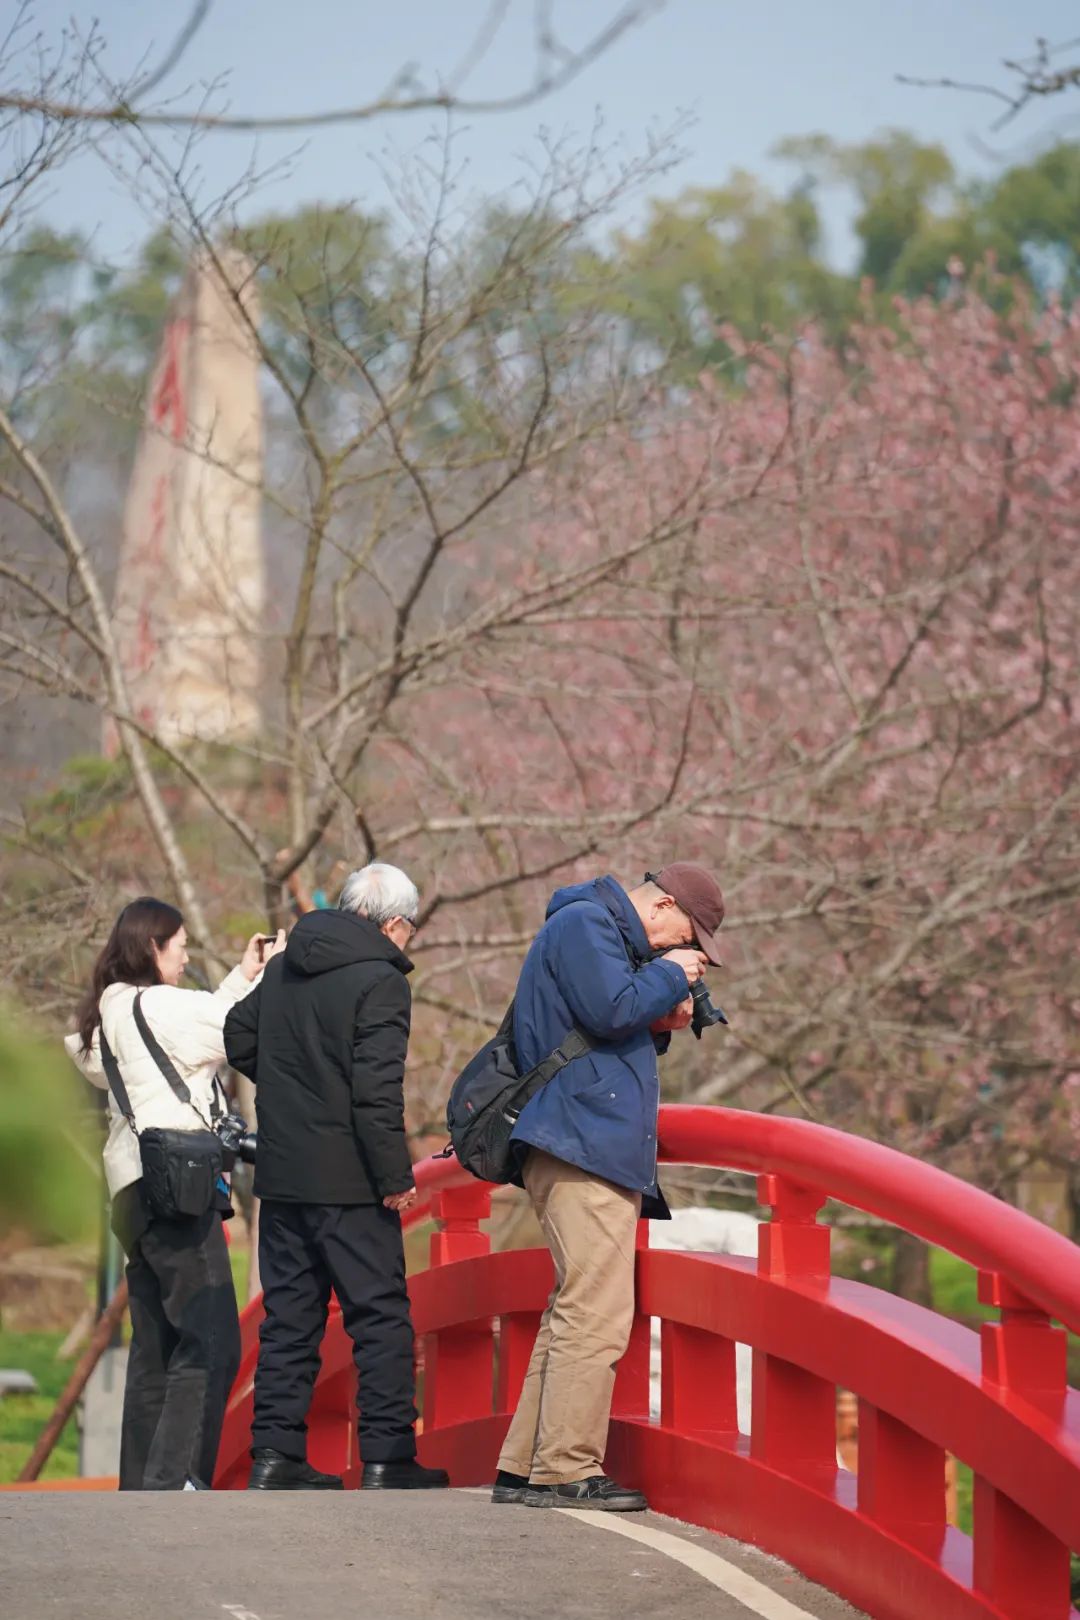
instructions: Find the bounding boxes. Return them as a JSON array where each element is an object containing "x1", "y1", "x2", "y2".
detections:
[{"x1": 19, "y1": 0, "x2": 1080, "y2": 269}]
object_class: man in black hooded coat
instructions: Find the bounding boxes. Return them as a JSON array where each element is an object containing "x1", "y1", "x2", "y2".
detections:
[{"x1": 224, "y1": 862, "x2": 448, "y2": 1491}]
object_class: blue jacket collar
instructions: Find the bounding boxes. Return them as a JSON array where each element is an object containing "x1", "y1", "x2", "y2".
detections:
[{"x1": 593, "y1": 874, "x2": 652, "y2": 965}]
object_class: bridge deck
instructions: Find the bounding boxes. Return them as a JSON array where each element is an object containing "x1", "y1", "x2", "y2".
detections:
[{"x1": 0, "y1": 1491, "x2": 865, "y2": 1620}]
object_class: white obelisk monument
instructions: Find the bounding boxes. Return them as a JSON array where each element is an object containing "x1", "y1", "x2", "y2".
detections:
[{"x1": 107, "y1": 246, "x2": 264, "y2": 751}]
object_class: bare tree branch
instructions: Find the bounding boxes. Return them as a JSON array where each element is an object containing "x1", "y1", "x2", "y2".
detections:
[
  {"x1": 0, "y1": 3, "x2": 665, "y2": 132},
  {"x1": 898, "y1": 34, "x2": 1080, "y2": 129}
]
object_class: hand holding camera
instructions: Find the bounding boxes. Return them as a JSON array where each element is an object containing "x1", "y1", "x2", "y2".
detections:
[
  {"x1": 241, "y1": 928, "x2": 286, "y2": 982},
  {"x1": 650, "y1": 994, "x2": 694, "y2": 1034},
  {"x1": 663, "y1": 946, "x2": 708, "y2": 984},
  {"x1": 656, "y1": 951, "x2": 729, "y2": 1038}
]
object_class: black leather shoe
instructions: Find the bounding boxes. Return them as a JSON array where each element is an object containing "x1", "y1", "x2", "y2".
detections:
[
  {"x1": 524, "y1": 1474, "x2": 647, "y2": 1512},
  {"x1": 491, "y1": 1469, "x2": 529, "y2": 1504},
  {"x1": 361, "y1": 1459, "x2": 450, "y2": 1490},
  {"x1": 247, "y1": 1447, "x2": 344, "y2": 1490}
]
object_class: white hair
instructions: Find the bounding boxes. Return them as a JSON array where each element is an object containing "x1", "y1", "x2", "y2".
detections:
[{"x1": 338, "y1": 863, "x2": 419, "y2": 925}]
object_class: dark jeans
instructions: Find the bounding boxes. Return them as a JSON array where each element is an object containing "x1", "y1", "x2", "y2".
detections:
[
  {"x1": 119, "y1": 1206, "x2": 241, "y2": 1490},
  {"x1": 253, "y1": 1200, "x2": 418, "y2": 1464}
]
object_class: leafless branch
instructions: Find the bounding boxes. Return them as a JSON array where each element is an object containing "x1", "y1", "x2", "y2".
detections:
[
  {"x1": 0, "y1": 3, "x2": 665, "y2": 133},
  {"x1": 898, "y1": 34, "x2": 1080, "y2": 129}
]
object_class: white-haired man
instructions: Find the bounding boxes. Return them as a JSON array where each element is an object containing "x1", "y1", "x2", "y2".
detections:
[{"x1": 224, "y1": 863, "x2": 448, "y2": 1491}]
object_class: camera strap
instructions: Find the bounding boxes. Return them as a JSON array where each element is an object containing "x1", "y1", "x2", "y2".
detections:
[
  {"x1": 98, "y1": 1026, "x2": 139, "y2": 1138},
  {"x1": 98, "y1": 991, "x2": 222, "y2": 1135},
  {"x1": 131, "y1": 992, "x2": 222, "y2": 1127}
]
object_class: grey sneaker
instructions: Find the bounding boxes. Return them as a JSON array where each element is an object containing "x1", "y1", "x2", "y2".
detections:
[
  {"x1": 491, "y1": 1469, "x2": 529, "y2": 1504},
  {"x1": 524, "y1": 1474, "x2": 648, "y2": 1512}
]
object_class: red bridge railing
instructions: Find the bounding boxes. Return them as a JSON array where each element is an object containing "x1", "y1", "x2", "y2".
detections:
[{"x1": 215, "y1": 1106, "x2": 1080, "y2": 1620}]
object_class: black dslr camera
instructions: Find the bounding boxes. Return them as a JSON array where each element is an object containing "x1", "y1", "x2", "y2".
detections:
[
  {"x1": 689, "y1": 978, "x2": 728, "y2": 1040},
  {"x1": 216, "y1": 1111, "x2": 257, "y2": 1167},
  {"x1": 642, "y1": 946, "x2": 729, "y2": 1038}
]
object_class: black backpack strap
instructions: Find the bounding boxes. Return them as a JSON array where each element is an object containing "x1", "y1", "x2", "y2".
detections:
[
  {"x1": 509, "y1": 896, "x2": 647, "y2": 1087},
  {"x1": 525, "y1": 1026, "x2": 594, "y2": 1088},
  {"x1": 97, "y1": 1026, "x2": 139, "y2": 1138},
  {"x1": 502, "y1": 1028, "x2": 595, "y2": 1132},
  {"x1": 499, "y1": 980, "x2": 595, "y2": 1089}
]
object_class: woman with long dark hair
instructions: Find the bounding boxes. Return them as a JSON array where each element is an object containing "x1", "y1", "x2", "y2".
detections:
[{"x1": 66, "y1": 898, "x2": 283, "y2": 1490}]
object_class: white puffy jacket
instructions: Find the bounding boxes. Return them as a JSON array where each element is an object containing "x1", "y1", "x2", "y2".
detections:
[{"x1": 65, "y1": 968, "x2": 256, "y2": 1198}]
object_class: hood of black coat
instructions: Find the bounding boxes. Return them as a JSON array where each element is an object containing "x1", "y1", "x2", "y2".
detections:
[
  {"x1": 544, "y1": 874, "x2": 651, "y2": 965},
  {"x1": 283, "y1": 909, "x2": 413, "y2": 977}
]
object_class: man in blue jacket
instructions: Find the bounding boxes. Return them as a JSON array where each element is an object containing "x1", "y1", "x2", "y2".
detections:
[{"x1": 492, "y1": 862, "x2": 724, "y2": 1512}]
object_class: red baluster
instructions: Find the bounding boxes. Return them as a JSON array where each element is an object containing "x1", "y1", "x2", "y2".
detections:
[
  {"x1": 756, "y1": 1173, "x2": 831, "y2": 1279},
  {"x1": 751, "y1": 1174, "x2": 835, "y2": 1472},
  {"x1": 973, "y1": 1271, "x2": 1071, "y2": 1618},
  {"x1": 495, "y1": 1313, "x2": 540, "y2": 1414},
  {"x1": 429, "y1": 1184, "x2": 492, "y2": 1268},
  {"x1": 978, "y1": 1271, "x2": 1067, "y2": 1411},
  {"x1": 661, "y1": 1321, "x2": 738, "y2": 1433},
  {"x1": 973, "y1": 1476, "x2": 1071, "y2": 1620},
  {"x1": 423, "y1": 1186, "x2": 494, "y2": 1434},
  {"x1": 856, "y1": 1401, "x2": 946, "y2": 1552}
]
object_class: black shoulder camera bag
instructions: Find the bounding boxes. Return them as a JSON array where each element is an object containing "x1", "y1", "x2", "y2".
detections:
[
  {"x1": 443, "y1": 1000, "x2": 594, "y2": 1184},
  {"x1": 99, "y1": 992, "x2": 226, "y2": 1220}
]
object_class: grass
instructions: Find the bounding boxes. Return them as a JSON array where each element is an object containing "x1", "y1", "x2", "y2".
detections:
[
  {"x1": 0, "y1": 1241, "x2": 253, "y2": 1485},
  {"x1": 0, "y1": 1330, "x2": 81, "y2": 1483},
  {"x1": 229, "y1": 1247, "x2": 247, "y2": 1305}
]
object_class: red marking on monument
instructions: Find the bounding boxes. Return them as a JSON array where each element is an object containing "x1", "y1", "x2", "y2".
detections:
[{"x1": 150, "y1": 317, "x2": 189, "y2": 441}]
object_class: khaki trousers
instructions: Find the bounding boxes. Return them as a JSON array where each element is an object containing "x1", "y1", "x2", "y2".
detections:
[{"x1": 496, "y1": 1148, "x2": 641, "y2": 1485}]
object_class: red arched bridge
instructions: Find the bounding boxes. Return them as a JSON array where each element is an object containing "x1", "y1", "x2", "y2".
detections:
[{"x1": 207, "y1": 1105, "x2": 1080, "y2": 1620}]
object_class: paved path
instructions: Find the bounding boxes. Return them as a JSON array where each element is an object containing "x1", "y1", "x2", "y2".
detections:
[{"x1": 0, "y1": 1491, "x2": 866, "y2": 1620}]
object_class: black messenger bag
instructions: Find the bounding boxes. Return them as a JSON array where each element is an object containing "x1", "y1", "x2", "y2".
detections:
[
  {"x1": 442, "y1": 999, "x2": 594, "y2": 1184},
  {"x1": 99, "y1": 992, "x2": 225, "y2": 1220}
]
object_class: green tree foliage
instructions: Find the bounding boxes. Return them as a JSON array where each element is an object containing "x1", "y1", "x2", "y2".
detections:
[
  {"x1": 6, "y1": 132, "x2": 1080, "y2": 423},
  {"x1": 577, "y1": 132, "x2": 1080, "y2": 377},
  {"x1": 0, "y1": 1005, "x2": 98, "y2": 1243},
  {"x1": 0, "y1": 225, "x2": 86, "y2": 395},
  {"x1": 599, "y1": 172, "x2": 854, "y2": 376},
  {"x1": 235, "y1": 205, "x2": 400, "y2": 393},
  {"x1": 80, "y1": 227, "x2": 187, "y2": 372},
  {"x1": 775, "y1": 129, "x2": 955, "y2": 285},
  {"x1": 775, "y1": 132, "x2": 1080, "y2": 304},
  {"x1": 983, "y1": 144, "x2": 1080, "y2": 299}
]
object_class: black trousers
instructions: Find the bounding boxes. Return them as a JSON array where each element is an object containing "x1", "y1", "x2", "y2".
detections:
[
  {"x1": 119, "y1": 1206, "x2": 241, "y2": 1490},
  {"x1": 253, "y1": 1200, "x2": 418, "y2": 1464}
]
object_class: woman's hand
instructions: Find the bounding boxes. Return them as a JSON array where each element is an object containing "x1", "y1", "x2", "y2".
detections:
[
  {"x1": 650, "y1": 995, "x2": 694, "y2": 1035},
  {"x1": 240, "y1": 928, "x2": 286, "y2": 982}
]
